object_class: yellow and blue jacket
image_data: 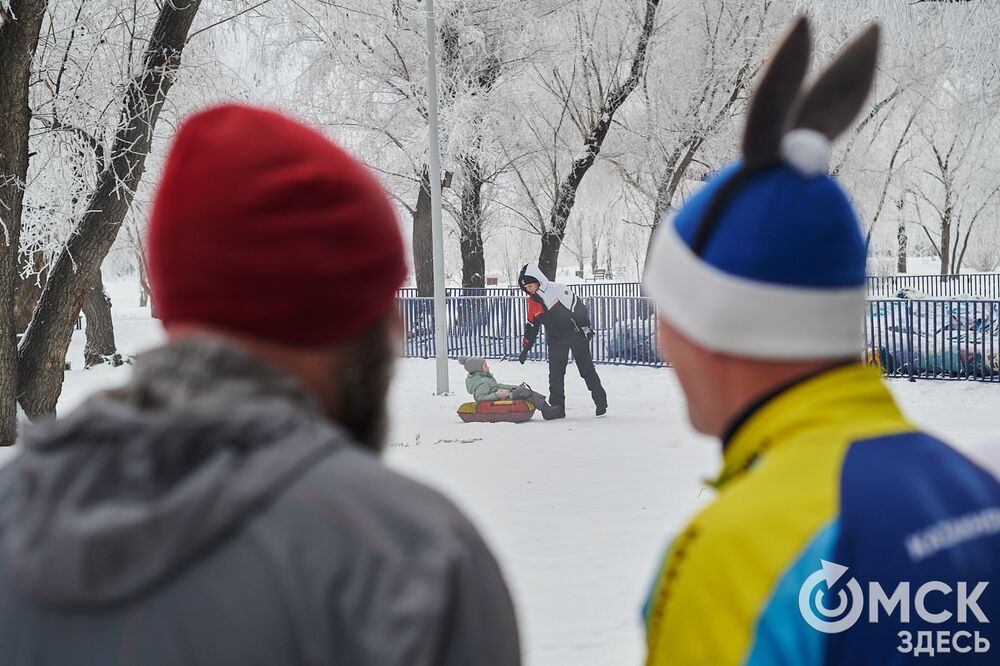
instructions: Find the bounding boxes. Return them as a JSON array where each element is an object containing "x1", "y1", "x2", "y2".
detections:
[{"x1": 644, "y1": 365, "x2": 1000, "y2": 665}]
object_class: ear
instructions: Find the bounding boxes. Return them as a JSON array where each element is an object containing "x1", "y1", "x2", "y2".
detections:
[
  {"x1": 790, "y1": 23, "x2": 881, "y2": 141},
  {"x1": 742, "y1": 17, "x2": 812, "y2": 169}
]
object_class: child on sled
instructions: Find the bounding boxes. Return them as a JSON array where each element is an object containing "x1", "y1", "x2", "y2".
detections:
[{"x1": 458, "y1": 356, "x2": 562, "y2": 420}]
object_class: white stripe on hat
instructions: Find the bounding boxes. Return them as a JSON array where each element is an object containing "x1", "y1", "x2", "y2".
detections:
[{"x1": 642, "y1": 222, "x2": 865, "y2": 360}]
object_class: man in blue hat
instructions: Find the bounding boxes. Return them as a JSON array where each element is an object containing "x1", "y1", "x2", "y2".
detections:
[{"x1": 642, "y1": 18, "x2": 1000, "y2": 665}]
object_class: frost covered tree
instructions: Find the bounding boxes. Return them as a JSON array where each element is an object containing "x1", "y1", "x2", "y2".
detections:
[
  {"x1": 245, "y1": 0, "x2": 1000, "y2": 282},
  {"x1": 268, "y1": 0, "x2": 546, "y2": 293},
  {"x1": 614, "y1": 0, "x2": 784, "y2": 254},
  {"x1": 0, "y1": 0, "x2": 206, "y2": 441},
  {"x1": 911, "y1": 122, "x2": 1000, "y2": 276},
  {"x1": 881, "y1": 0, "x2": 1000, "y2": 275},
  {"x1": 0, "y1": 0, "x2": 47, "y2": 443},
  {"x1": 18, "y1": 0, "x2": 202, "y2": 422},
  {"x1": 805, "y1": 0, "x2": 1000, "y2": 275},
  {"x1": 502, "y1": 0, "x2": 660, "y2": 279},
  {"x1": 11, "y1": 0, "x2": 279, "y2": 425}
]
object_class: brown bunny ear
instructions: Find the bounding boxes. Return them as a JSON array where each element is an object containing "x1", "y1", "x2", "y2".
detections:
[
  {"x1": 742, "y1": 17, "x2": 812, "y2": 169},
  {"x1": 790, "y1": 23, "x2": 881, "y2": 141}
]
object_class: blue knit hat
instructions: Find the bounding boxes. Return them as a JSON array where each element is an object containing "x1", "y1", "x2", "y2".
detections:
[{"x1": 644, "y1": 18, "x2": 880, "y2": 359}]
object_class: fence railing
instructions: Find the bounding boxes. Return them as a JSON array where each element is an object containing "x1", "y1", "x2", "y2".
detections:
[
  {"x1": 400, "y1": 274, "x2": 1000, "y2": 299},
  {"x1": 402, "y1": 274, "x2": 1000, "y2": 300},
  {"x1": 398, "y1": 295, "x2": 661, "y2": 367},
  {"x1": 398, "y1": 282, "x2": 644, "y2": 299},
  {"x1": 867, "y1": 273, "x2": 1000, "y2": 298},
  {"x1": 865, "y1": 298, "x2": 999, "y2": 382},
  {"x1": 400, "y1": 294, "x2": 1000, "y2": 382}
]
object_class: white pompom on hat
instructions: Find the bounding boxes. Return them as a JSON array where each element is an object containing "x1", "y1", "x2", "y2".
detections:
[{"x1": 780, "y1": 128, "x2": 831, "y2": 177}]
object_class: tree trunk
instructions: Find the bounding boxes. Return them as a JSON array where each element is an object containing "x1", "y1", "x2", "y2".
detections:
[
  {"x1": 17, "y1": 0, "x2": 201, "y2": 420},
  {"x1": 443, "y1": 22, "x2": 498, "y2": 289},
  {"x1": 138, "y1": 253, "x2": 150, "y2": 308},
  {"x1": 0, "y1": 0, "x2": 47, "y2": 445},
  {"x1": 459, "y1": 156, "x2": 486, "y2": 288},
  {"x1": 15, "y1": 251, "x2": 47, "y2": 334},
  {"x1": 136, "y1": 242, "x2": 156, "y2": 315},
  {"x1": 646, "y1": 136, "x2": 706, "y2": 256},
  {"x1": 897, "y1": 221, "x2": 907, "y2": 274},
  {"x1": 83, "y1": 270, "x2": 118, "y2": 368},
  {"x1": 538, "y1": 231, "x2": 564, "y2": 280},
  {"x1": 939, "y1": 208, "x2": 951, "y2": 277},
  {"x1": 458, "y1": 229, "x2": 486, "y2": 288},
  {"x1": 644, "y1": 53, "x2": 751, "y2": 255},
  {"x1": 537, "y1": 0, "x2": 660, "y2": 277},
  {"x1": 864, "y1": 116, "x2": 915, "y2": 248},
  {"x1": 15, "y1": 276, "x2": 42, "y2": 335},
  {"x1": 411, "y1": 166, "x2": 434, "y2": 297},
  {"x1": 539, "y1": 133, "x2": 611, "y2": 279}
]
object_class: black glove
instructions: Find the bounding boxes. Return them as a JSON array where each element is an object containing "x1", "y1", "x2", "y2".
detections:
[
  {"x1": 518, "y1": 346, "x2": 530, "y2": 364},
  {"x1": 581, "y1": 326, "x2": 595, "y2": 341}
]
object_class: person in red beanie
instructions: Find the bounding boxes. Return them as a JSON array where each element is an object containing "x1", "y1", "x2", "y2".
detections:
[{"x1": 0, "y1": 105, "x2": 521, "y2": 666}]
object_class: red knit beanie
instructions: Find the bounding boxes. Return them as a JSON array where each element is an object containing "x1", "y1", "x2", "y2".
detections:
[{"x1": 147, "y1": 104, "x2": 406, "y2": 346}]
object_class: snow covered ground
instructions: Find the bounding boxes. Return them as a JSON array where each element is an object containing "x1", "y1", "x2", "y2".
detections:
[
  {"x1": 11, "y1": 279, "x2": 1000, "y2": 665},
  {"x1": 386, "y1": 360, "x2": 1000, "y2": 666}
]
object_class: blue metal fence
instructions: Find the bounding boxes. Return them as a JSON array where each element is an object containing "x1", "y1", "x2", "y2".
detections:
[
  {"x1": 398, "y1": 282, "x2": 643, "y2": 299},
  {"x1": 398, "y1": 295, "x2": 662, "y2": 367},
  {"x1": 865, "y1": 298, "x2": 1000, "y2": 382},
  {"x1": 399, "y1": 275, "x2": 1000, "y2": 300},
  {"x1": 400, "y1": 294, "x2": 1000, "y2": 382},
  {"x1": 867, "y1": 273, "x2": 1000, "y2": 298}
]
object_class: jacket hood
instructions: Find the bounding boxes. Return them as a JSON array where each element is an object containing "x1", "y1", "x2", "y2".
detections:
[
  {"x1": 518, "y1": 263, "x2": 549, "y2": 293},
  {"x1": 0, "y1": 337, "x2": 344, "y2": 609}
]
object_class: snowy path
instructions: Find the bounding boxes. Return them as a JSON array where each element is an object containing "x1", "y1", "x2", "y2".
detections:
[{"x1": 13, "y1": 280, "x2": 1000, "y2": 665}]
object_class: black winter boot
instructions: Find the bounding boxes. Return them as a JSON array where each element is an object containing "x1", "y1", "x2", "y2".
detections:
[
  {"x1": 542, "y1": 404, "x2": 565, "y2": 420},
  {"x1": 595, "y1": 402, "x2": 607, "y2": 417}
]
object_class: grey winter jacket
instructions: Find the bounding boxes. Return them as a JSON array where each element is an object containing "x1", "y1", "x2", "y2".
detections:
[{"x1": 0, "y1": 337, "x2": 520, "y2": 666}]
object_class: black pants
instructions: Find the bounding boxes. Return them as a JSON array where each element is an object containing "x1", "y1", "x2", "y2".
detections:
[{"x1": 547, "y1": 337, "x2": 607, "y2": 408}]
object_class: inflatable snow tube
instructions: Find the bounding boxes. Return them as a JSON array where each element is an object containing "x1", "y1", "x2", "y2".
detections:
[
  {"x1": 457, "y1": 399, "x2": 536, "y2": 423},
  {"x1": 865, "y1": 346, "x2": 884, "y2": 372}
]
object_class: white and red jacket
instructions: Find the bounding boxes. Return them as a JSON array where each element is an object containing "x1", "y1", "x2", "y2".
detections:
[{"x1": 518, "y1": 263, "x2": 593, "y2": 347}]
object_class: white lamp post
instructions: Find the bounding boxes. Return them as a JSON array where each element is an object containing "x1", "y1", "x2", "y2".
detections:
[{"x1": 424, "y1": 0, "x2": 449, "y2": 394}]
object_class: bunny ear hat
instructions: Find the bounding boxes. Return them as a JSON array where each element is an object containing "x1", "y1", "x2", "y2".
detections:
[{"x1": 643, "y1": 17, "x2": 881, "y2": 360}]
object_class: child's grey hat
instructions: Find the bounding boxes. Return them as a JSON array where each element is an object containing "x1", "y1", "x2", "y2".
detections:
[{"x1": 458, "y1": 355, "x2": 486, "y2": 373}]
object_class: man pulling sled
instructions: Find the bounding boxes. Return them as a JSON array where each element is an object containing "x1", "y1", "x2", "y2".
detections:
[{"x1": 517, "y1": 263, "x2": 607, "y2": 419}]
